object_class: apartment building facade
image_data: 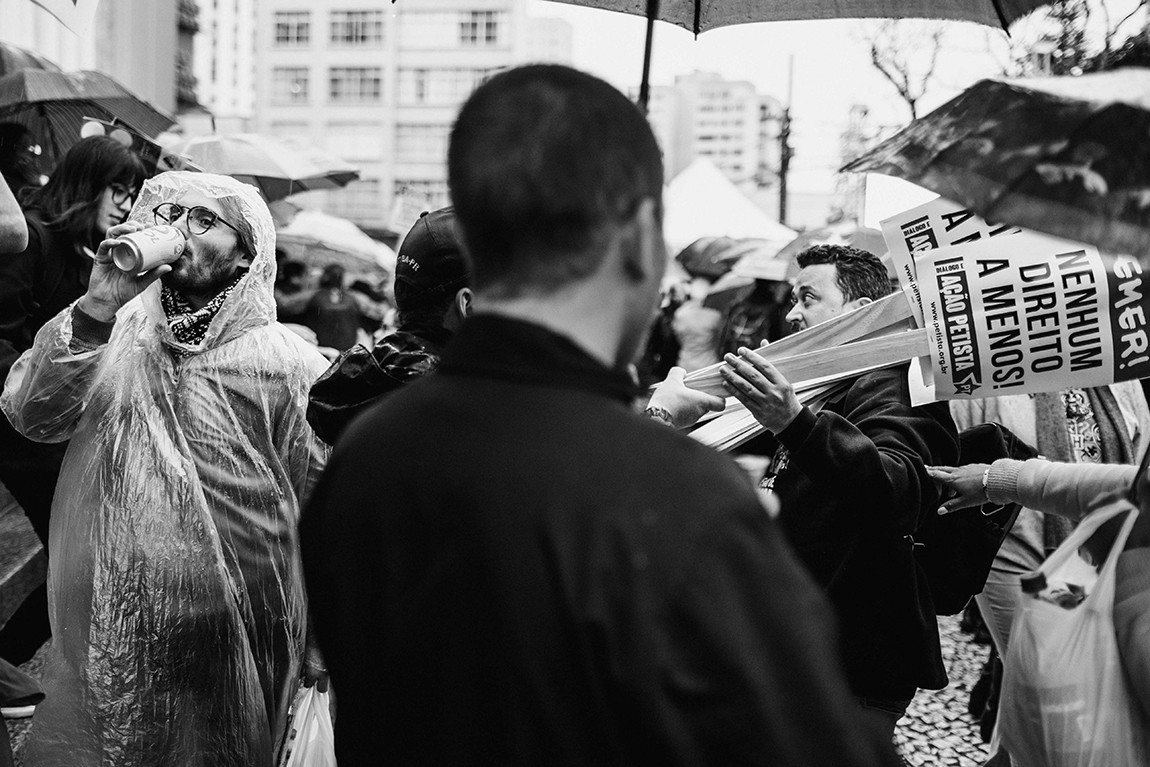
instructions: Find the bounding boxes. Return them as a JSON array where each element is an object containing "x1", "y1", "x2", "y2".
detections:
[
  {"x1": 192, "y1": 0, "x2": 257, "y2": 129},
  {"x1": 252, "y1": 0, "x2": 571, "y2": 231},
  {"x1": 644, "y1": 71, "x2": 781, "y2": 197}
]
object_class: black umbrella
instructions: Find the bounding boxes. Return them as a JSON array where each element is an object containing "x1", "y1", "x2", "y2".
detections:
[
  {"x1": 0, "y1": 69, "x2": 176, "y2": 172},
  {"x1": 166, "y1": 134, "x2": 361, "y2": 203},
  {"x1": 0, "y1": 42, "x2": 60, "y2": 78},
  {"x1": 546, "y1": 0, "x2": 1054, "y2": 109},
  {"x1": 675, "y1": 236, "x2": 749, "y2": 280},
  {"x1": 843, "y1": 68, "x2": 1150, "y2": 261}
]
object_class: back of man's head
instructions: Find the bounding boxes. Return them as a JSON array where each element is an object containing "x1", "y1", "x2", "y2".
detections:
[
  {"x1": 394, "y1": 207, "x2": 469, "y2": 326},
  {"x1": 795, "y1": 244, "x2": 891, "y2": 303},
  {"x1": 320, "y1": 263, "x2": 346, "y2": 290},
  {"x1": 448, "y1": 64, "x2": 664, "y2": 298}
]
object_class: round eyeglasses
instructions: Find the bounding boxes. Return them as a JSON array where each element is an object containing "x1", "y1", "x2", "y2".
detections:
[
  {"x1": 153, "y1": 202, "x2": 241, "y2": 236},
  {"x1": 109, "y1": 185, "x2": 136, "y2": 206}
]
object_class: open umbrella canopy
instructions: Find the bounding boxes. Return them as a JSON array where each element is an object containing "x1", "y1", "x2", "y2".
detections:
[
  {"x1": 276, "y1": 209, "x2": 394, "y2": 277},
  {"x1": 552, "y1": 0, "x2": 1048, "y2": 35},
  {"x1": 675, "y1": 236, "x2": 750, "y2": 280},
  {"x1": 774, "y1": 222, "x2": 888, "y2": 263},
  {"x1": 843, "y1": 67, "x2": 1150, "y2": 261},
  {"x1": 0, "y1": 42, "x2": 60, "y2": 78},
  {"x1": 729, "y1": 239, "x2": 796, "y2": 282},
  {"x1": 167, "y1": 134, "x2": 361, "y2": 203},
  {"x1": 0, "y1": 69, "x2": 176, "y2": 171},
  {"x1": 546, "y1": 0, "x2": 1053, "y2": 107}
]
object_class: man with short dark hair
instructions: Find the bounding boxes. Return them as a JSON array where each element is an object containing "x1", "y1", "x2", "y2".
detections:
[
  {"x1": 301, "y1": 65, "x2": 899, "y2": 766},
  {"x1": 306, "y1": 206, "x2": 470, "y2": 445},
  {"x1": 721, "y1": 243, "x2": 959, "y2": 736}
]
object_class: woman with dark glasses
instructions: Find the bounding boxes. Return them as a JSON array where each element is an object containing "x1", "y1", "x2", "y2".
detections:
[{"x1": 0, "y1": 135, "x2": 146, "y2": 666}]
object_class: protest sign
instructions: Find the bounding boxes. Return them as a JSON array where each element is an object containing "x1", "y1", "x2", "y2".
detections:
[
  {"x1": 881, "y1": 197, "x2": 1018, "y2": 324},
  {"x1": 917, "y1": 231, "x2": 1150, "y2": 399}
]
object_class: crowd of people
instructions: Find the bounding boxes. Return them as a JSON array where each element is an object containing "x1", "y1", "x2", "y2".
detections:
[{"x1": 0, "y1": 62, "x2": 1145, "y2": 766}]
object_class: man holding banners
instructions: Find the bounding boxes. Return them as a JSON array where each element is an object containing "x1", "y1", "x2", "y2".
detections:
[{"x1": 720, "y1": 244, "x2": 960, "y2": 737}]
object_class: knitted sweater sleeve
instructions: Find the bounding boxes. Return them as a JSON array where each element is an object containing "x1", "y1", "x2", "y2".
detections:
[{"x1": 986, "y1": 458, "x2": 1137, "y2": 521}]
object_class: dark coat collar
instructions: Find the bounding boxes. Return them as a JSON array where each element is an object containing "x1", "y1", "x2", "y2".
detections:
[{"x1": 438, "y1": 314, "x2": 639, "y2": 404}]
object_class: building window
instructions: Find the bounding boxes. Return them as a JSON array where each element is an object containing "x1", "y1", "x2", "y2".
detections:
[
  {"x1": 395, "y1": 124, "x2": 451, "y2": 163},
  {"x1": 397, "y1": 68, "x2": 497, "y2": 106},
  {"x1": 329, "y1": 67, "x2": 382, "y2": 103},
  {"x1": 412, "y1": 69, "x2": 428, "y2": 104},
  {"x1": 326, "y1": 123, "x2": 385, "y2": 161},
  {"x1": 460, "y1": 11, "x2": 501, "y2": 46},
  {"x1": 274, "y1": 11, "x2": 310, "y2": 46},
  {"x1": 330, "y1": 10, "x2": 383, "y2": 45},
  {"x1": 272, "y1": 68, "x2": 309, "y2": 104},
  {"x1": 327, "y1": 179, "x2": 383, "y2": 223}
]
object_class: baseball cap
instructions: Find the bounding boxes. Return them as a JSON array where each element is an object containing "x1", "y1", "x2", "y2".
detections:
[{"x1": 393, "y1": 207, "x2": 470, "y2": 312}]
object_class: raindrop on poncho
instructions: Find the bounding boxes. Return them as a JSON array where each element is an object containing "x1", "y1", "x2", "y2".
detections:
[{"x1": 1, "y1": 172, "x2": 331, "y2": 766}]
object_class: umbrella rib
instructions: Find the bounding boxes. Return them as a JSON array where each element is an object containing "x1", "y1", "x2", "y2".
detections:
[{"x1": 991, "y1": 0, "x2": 1012, "y2": 35}]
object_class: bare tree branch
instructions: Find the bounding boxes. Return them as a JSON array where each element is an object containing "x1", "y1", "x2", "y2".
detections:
[
  {"x1": 869, "y1": 42, "x2": 916, "y2": 119},
  {"x1": 864, "y1": 21, "x2": 946, "y2": 122}
]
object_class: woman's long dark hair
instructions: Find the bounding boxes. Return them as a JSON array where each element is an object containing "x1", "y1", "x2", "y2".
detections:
[{"x1": 21, "y1": 136, "x2": 147, "y2": 252}]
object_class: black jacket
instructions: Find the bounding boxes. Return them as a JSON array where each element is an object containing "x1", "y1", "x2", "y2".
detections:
[
  {"x1": 0, "y1": 212, "x2": 91, "y2": 383},
  {"x1": 301, "y1": 314, "x2": 900, "y2": 767},
  {"x1": 306, "y1": 323, "x2": 450, "y2": 445},
  {"x1": 755, "y1": 366, "x2": 959, "y2": 701},
  {"x1": 0, "y1": 212, "x2": 88, "y2": 467}
]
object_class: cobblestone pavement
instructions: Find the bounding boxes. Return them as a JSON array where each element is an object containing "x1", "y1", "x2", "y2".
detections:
[{"x1": 897, "y1": 614, "x2": 993, "y2": 766}]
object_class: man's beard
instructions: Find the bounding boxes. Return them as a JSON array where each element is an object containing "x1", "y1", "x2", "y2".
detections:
[{"x1": 162, "y1": 240, "x2": 242, "y2": 300}]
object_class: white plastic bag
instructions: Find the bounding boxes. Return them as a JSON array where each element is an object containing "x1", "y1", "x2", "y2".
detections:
[
  {"x1": 278, "y1": 685, "x2": 337, "y2": 767},
  {"x1": 998, "y1": 500, "x2": 1150, "y2": 767}
]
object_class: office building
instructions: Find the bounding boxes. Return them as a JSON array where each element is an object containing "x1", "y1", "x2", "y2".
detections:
[
  {"x1": 253, "y1": 0, "x2": 572, "y2": 231},
  {"x1": 643, "y1": 71, "x2": 782, "y2": 197}
]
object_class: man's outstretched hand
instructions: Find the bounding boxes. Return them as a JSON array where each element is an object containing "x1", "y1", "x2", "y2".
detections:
[
  {"x1": 720, "y1": 347, "x2": 802, "y2": 434},
  {"x1": 647, "y1": 366, "x2": 725, "y2": 429}
]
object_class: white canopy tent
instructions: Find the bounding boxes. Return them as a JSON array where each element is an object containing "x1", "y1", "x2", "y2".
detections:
[{"x1": 663, "y1": 159, "x2": 797, "y2": 256}]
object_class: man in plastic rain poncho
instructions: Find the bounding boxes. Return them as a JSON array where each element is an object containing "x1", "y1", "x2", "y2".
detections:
[{"x1": 1, "y1": 172, "x2": 331, "y2": 766}]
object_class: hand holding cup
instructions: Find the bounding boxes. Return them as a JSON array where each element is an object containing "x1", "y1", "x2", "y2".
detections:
[{"x1": 79, "y1": 222, "x2": 176, "y2": 322}]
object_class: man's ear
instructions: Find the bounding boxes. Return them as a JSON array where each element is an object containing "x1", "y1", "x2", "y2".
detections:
[
  {"x1": 237, "y1": 249, "x2": 255, "y2": 270},
  {"x1": 844, "y1": 296, "x2": 873, "y2": 312},
  {"x1": 455, "y1": 287, "x2": 473, "y2": 319},
  {"x1": 619, "y1": 198, "x2": 664, "y2": 284}
]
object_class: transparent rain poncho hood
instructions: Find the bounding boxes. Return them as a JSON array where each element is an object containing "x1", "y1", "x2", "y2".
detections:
[{"x1": 1, "y1": 173, "x2": 330, "y2": 766}]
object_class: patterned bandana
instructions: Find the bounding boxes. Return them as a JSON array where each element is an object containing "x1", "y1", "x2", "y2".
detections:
[{"x1": 161, "y1": 277, "x2": 243, "y2": 354}]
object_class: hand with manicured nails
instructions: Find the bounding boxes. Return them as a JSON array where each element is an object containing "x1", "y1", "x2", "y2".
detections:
[
  {"x1": 720, "y1": 347, "x2": 802, "y2": 434},
  {"x1": 926, "y1": 464, "x2": 990, "y2": 514},
  {"x1": 646, "y1": 366, "x2": 725, "y2": 429},
  {"x1": 78, "y1": 221, "x2": 173, "y2": 322}
]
